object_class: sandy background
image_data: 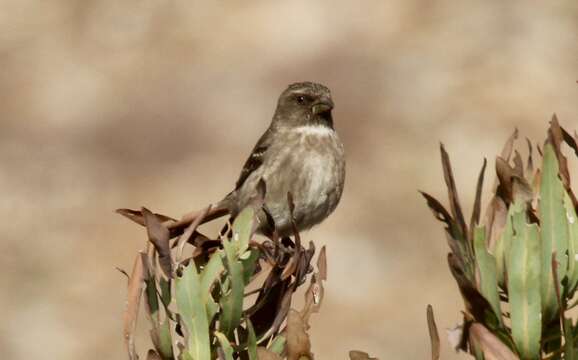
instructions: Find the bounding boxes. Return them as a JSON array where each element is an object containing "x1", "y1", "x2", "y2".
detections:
[{"x1": 1, "y1": 1, "x2": 578, "y2": 359}]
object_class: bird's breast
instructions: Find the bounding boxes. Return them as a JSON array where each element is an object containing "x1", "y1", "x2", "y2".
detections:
[{"x1": 262, "y1": 125, "x2": 345, "y2": 232}]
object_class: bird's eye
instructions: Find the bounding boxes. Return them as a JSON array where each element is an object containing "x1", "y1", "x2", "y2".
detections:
[{"x1": 296, "y1": 96, "x2": 306, "y2": 104}]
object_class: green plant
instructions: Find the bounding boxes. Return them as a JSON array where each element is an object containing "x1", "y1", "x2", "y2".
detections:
[
  {"x1": 423, "y1": 117, "x2": 578, "y2": 359},
  {"x1": 117, "y1": 198, "x2": 328, "y2": 360}
]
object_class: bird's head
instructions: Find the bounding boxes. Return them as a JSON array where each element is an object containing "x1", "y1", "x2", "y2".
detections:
[{"x1": 273, "y1": 82, "x2": 334, "y2": 129}]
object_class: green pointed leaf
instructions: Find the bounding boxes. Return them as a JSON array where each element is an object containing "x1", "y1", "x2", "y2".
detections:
[
  {"x1": 159, "y1": 278, "x2": 171, "y2": 308},
  {"x1": 540, "y1": 144, "x2": 569, "y2": 322},
  {"x1": 246, "y1": 319, "x2": 258, "y2": 360},
  {"x1": 268, "y1": 335, "x2": 286, "y2": 355},
  {"x1": 200, "y1": 252, "x2": 225, "y2": 322},
  {"x1": 232, "y1": 207, "x2": 255, "y2": 254},
  {"x1": 219, "y1": 236, "x2": 245, "y2": 336},
  {"x1": 473, "y1": 226, "x2": 502, "y2": 326},
  {"x1": 508, "y1": 214, "x2": 541, "y2": 360},
  {"x1": 215, "y1": 331, "x2": 235, "y2": 360},
  {"x1": 143, "y1": 268, "x2": 173, "y2": 359},
  {"x1": 179, "y1": 351, "x2": 194, "y2": 360},
  {"x1": 144, "y1": 276, "x2": 160, "y2": 320},
  {"x1": 156, "y1": 319, "x2": 174, "y2": 359},
  {"x1": 564, "y1": 317, "x2": 575, "y2": 360},
  {"x1": 241, "y1": 249, "x2": 260, "y2": 284},
  {"x1": 565, "y1": 191, "x2": 578, "y2": 296},
  {"x1": 175, "y1": 264, "x2": 211, "y2": 360},
  {"x1": 494, "y1": 203, "x2": 515, "y2": 288}
]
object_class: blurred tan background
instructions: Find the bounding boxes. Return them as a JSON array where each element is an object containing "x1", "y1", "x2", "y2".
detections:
[{"x1": 1, "y1": 1, "x2": 577, "y2": 359}]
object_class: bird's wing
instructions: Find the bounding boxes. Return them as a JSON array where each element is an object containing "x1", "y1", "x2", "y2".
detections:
[{"x1": 234, "y1": 128, "x2": 273, "y2": 190}]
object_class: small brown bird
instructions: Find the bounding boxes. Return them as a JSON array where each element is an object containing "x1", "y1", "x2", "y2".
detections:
[{"x1": 219, "y1": 82, "x2": 345, "y2": 236}]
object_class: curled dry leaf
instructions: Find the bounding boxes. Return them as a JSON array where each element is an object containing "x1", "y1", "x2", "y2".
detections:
[
  {"x1": 142, "y1": 207, "x2": 173, "y2": 278},
  {"x1": 420, "y1": 191, "x2": 453, "y2": 228},
  {"x1": 501, "y1": 128, "x2": 519, "y2": 162},
  {"x1": 484, "y1": 196, "x2": 508, "y2": 252},
  {"x1": 116, "y1": 208, "x2": 176, "y2": 227},
  {"x1": 470, "y1": 159, "x2": 487, "y2": 236},
  {"x1": 300, "y1": 274, "x2": 324, "y2": 325},
  {"x1": 426, "y1": 305, "x2": 440, "y2": 360},
  {"x1": 489, "y1": 128, "x2": 519, "y2": 192},
  {"x1": 124, "y1": 252, "x2": 146, "y2": 360},
  {"x1": 116, "y1": 266, "x2": 130, "y2": 280},
  {"x1": 440, "y1": 144, "x2": 467, "y2": 237}
]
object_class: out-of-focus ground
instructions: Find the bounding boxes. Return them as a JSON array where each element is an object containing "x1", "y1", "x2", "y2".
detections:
[{"x1": 1, "y1": 1, "x2": 577, "y2": 359}]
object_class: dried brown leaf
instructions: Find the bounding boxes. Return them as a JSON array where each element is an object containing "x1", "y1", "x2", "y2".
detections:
[
  {"x1": 469, "y1": 323, "x2": 519, "y2": 360},
  {"x1": 448, "y1": 254, "x2": 498, "y2": 324},
  {"x1": 124, "y1": 252, "x2": 146, "y2": 360},
  {"x1": 525, "y1": 138, "x2": 534, "y2": 180},
  {"x1": 561, "y1": 127, "x2": 578, "y2": 157},
  {"x1": 549, "y1": 115, "x2": 571, "y2": 187},
  {"x1": 537, "y1": 143, "x2": 543, "y2": 157},
  {"x1": 484, "y1": 196, "x2": 508, "y2": 251},
  {"x1": 548, "y1": 116, "x2": 578, "y2": 209},
  {"x1": 247, "y1": 267, "x2": 292, "y2": 336},
  {"x1": 116, "y1": 266, "x2": 130, "y2": 280},
  {"x1": 440, "y1": 144, "x2": 467, "y2": 237},
  {"x1": 470, "y1": 159, "x2": 487, "y2": 234},
  {"x1": 495, "y1": 157, "x2": 514, "y2": 203},
  {"x1": 294, "y1": 242, "x2": 315, "y2": 287},
  {"x1": 143, "y1": 207, "x2": 173, "y2": 278},
  {"x1": 270, "y1": 288, "x2": 294, "y2": 336},
  {"x1": 495, "y1": 157, "x2": 532, "y2": 203},
  {"x1": 286, "y1": 309, "x2": 312, "y2": 360},
  {"x1": 512, "y1": 151, "x2": 524, "y2": 178},
  {"x1": 491, "y1": 128, "x2": 519, "y2": 192},
  {"x1": 500, "y1": 128, "x2": 519, "y2": 162},
  {"x1": 420, "y1": 191, "x2": 453, "y2": 227},
  {"x1": 511, "y1": 177, "x2": 533, "y2": 203},
  {"x1": 117, "y1": 208, "x2": 176, "y2": 227},
  {"x1": 281, "y1": 256, "x2": 298, "y2": 281},
  {"x1": 317, "y1": 246, "x2": 327, "y2": 281},
  {"x1": 426, "y1": 305, "x2": 440, "y2": 360},
  {"x1": 300, "y1": 273, "x2": 324, "y2": 325},
  {"x1": 532, "y1": 168, "x2": 542, "y2": 196}
]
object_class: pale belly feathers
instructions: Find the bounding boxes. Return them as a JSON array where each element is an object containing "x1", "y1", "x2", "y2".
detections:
[{"x1": 238, "y1": 125, "x2": 345, "y2": 235}]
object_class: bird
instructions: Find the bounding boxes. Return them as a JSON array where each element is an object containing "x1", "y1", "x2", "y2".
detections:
[{"x1": 218, "y1": 82, "x2": 346, "y2": 237}]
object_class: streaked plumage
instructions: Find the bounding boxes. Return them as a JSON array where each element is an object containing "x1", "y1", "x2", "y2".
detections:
[{"x1": 220, "y1": 82, "x2": 345, "y2": 236}]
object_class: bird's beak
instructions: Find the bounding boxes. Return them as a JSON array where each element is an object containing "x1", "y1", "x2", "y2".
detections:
[{"x1": 312, "y1": 98, "x2": 334, "y2": 115}]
